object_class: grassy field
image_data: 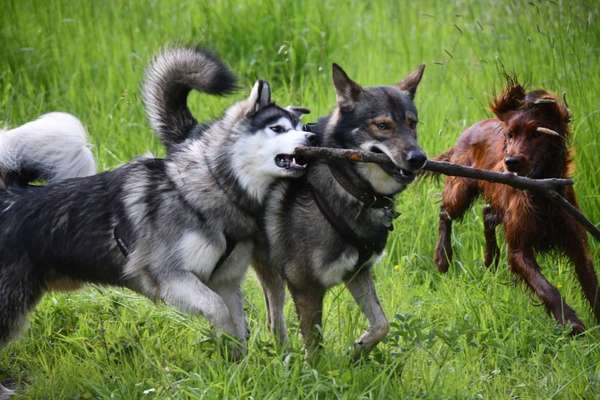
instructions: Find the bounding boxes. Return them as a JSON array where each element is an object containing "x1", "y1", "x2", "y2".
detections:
[{"x1": 1, "y1": 0, "x2": 600, "y2": 398}]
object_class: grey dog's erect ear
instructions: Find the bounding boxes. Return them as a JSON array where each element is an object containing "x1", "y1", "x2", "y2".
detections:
[
  {"x1": 332, "y1": 63, "x2": 363, "y2": 112},
  {"x1": 285, "y1": 106, "x2": 311, "y2": 119},
  {"x1": 247, "y1": 80, "x2": 272, "y2": 114},
  {"x1": 397, "y1": 64, "x2": 425, "y2": 99}
]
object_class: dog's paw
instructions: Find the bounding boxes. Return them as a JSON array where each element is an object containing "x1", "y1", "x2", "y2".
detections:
[
  {"x1": 351, "y1": 339, "x2": 375, "y2": 362},
  {"x1": 0, "y1": 383, "x2": 15, "y2": 400}
]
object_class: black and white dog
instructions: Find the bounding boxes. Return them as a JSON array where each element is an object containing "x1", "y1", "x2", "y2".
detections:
[{"x1": 0, "y1": 47, "x2": 314, "y2": 371}]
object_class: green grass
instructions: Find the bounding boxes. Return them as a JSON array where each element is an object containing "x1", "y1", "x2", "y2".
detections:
[{"x1": 2, "y1": 0, "x2": 600, "y2": 398}]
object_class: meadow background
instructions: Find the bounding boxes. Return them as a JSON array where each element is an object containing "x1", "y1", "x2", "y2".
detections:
[{"x1": 1, "y1": 0, "x2": 600, "y2": 398}]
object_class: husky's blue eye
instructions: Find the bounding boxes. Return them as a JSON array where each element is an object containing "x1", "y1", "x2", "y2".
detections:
[{"x1": 270, "y1": 125, "x2": 285, "y2": 133}]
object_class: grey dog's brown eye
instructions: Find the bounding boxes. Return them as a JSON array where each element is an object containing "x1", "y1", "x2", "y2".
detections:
[
  {"x1": 270, "y1": 125, "x2": 285, "y2": 133},
  {"x1": 376, "y1": 123, "x2": 389, "y2": 130}
]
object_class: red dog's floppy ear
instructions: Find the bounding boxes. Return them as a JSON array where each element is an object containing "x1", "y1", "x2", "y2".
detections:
[{"x1": 490, "y1": 77, "x2": 526, "y2": 121}]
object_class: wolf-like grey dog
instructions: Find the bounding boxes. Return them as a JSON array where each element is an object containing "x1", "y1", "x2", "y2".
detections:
[
  {"x1": 252, "y1": 63, "x2": 427, "y2": 358},
  {"x1": 0, "y1": 47, "x2": 315, "y2": 373}
]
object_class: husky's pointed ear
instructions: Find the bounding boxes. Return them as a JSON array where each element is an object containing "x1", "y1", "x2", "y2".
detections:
[
  {"x1": 247, "y1": 80, "x2": 271, "y2": 114},
  {"x1": 397, "y1": 64, "x2": 425, "y2": 99},
  {"x1": 285, "y1": 106, "x2": 311, "y2": 119},
  {"x1": 332, "y1": 63, "x2": 362, "y2": 112}
]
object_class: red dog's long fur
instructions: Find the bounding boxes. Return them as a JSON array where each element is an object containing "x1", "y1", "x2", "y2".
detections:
[{"x1": 434, "y1": 79, "x2": 600, "y2": 333}]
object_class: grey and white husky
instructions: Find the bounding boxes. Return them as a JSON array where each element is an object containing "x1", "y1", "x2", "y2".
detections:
[
  {"x1": 0, "y1": 47, "x2": 314, "y2": 371},
  {"x1": 252, "y1": 63, "x2": 427, "y2": 358}
]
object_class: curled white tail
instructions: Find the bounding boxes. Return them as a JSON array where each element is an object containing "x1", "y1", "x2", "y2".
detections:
[{"x1": 0, "y1": 112, "x2": 97, "y2": 186}]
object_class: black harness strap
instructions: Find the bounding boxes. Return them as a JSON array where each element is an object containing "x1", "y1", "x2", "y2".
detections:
[
  {"x1": 329, "y1": 164, "x2": 394, "y2": 210},
  {"x1": 114, "y1": 224, "x2": 131, "y2": 257}
]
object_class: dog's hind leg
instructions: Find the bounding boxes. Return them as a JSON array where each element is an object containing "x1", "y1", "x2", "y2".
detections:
[
  {"x1": 483, "y1": 205, "x2": 501, "y2": 268},
  {"x1": 1, "y1": 263, "x2": 43, "y2": 398},
  {"x1": 434, "y1": 209, "x2": 453, "y2": 273},
  {"x1": 435, "y1": 177, "x2": 477, "y2": 272},
  {"x1": 345, "y1": 267, "x2": 389, "y2": 360},
  {"x1": 0, "y1": 264, "x2": 43, "y2": 345},
  {"x1": 288, "y1": 283, "x2": 325, "y2": 358},
  {"x1": 253, "y1": 260, "x2": 288, "y2": 345}
]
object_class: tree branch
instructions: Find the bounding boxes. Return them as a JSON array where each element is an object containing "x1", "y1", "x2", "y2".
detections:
[{"x1": 294, "y1": 146, "x2": 600, "y2": 242}]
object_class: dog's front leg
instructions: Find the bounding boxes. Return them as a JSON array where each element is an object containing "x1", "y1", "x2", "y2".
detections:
[
  {"x1": 507, "y1": 246, "x2": 585, "y2": 334},
  {"x1": 211, "y1": 283, "x2": 248, "y2": 343},
  {"x1": 159, "y1": 271, "x2": 243, "y2": 358},
  {"x1": 345, "y1": 266, "x2": 389, "y2": 360},
  {"x1": 253, "y1": 258, "x2": 288, "y2": 345}
]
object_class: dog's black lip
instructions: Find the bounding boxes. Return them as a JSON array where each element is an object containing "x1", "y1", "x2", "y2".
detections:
[
  {"x1": 368, "y1": 146, "x2": 416, "y2": 183},
  {"x1": 275, "y1": 154, "x2": 306, "y2": 170},
  {"x1": 377, "y1": 158, "x2": 416, "y2": 183},
  {"x1": 392, "y1": 168, "x2": 416, "y2": 183}
]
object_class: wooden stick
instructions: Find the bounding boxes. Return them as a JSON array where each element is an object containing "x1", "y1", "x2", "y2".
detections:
[{"x1": 294, "y1": 146, "x2": 600, "y2": 242}]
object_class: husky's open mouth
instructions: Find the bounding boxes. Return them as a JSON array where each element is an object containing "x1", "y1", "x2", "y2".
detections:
[
  {"x1": 275, "y1": 154, "x2": 308, "y2": 171},
  {"x1": 369, "y1": 146, "x2": 416, "y2": 183}
]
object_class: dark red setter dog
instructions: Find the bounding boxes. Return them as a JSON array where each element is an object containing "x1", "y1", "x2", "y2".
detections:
[{"x1": 434, "y1": 79, "x2": 599, "y2": 333}]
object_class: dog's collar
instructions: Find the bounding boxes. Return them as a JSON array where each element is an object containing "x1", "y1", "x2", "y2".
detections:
[
  {"x1": 307, "y1": 179, "x2": 381, "y2": 268},
  {"x1": 328, "y1": 162, "x2": 394, "y2": 210}
]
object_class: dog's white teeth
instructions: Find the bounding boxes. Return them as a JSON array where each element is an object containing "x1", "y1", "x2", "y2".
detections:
[
  {"x1": 294, "y1": 155, "x2": 308, "y2": 166},
  {"x1": 290, "y1": 159, "x2": 307, "y2": 169},
  {"x1": 276, "y1": 154, "x2": 307, "y2": 170}
]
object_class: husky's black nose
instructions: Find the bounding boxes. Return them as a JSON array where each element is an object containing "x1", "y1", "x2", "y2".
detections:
[
  {"x1": 306, "y1": 133, "x2": 318, "y2": 146},
  {"x1": 406, "y1": 149, "x2": 427, "y2": 170}
]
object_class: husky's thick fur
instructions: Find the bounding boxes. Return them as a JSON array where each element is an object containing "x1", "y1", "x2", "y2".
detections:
[
  {"x1": 0, "y1": 47, "x2": 314, "y2": 369},
  {"x1": 252, "y1": 63, "x2": 427, "y2": 357},
  {"x1": 0, "y1": 112, "x2": 96, "y2": 187}
]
